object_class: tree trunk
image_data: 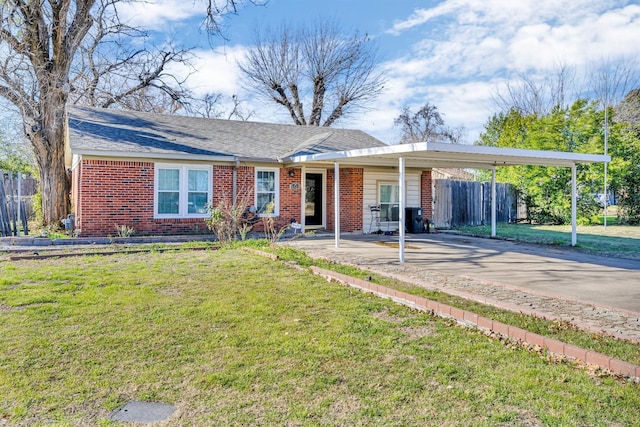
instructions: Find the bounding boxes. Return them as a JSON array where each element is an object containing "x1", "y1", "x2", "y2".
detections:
[
  {"x1": 37, "y1": 150, "x2": 71, "y2": 227},
  {"x1": 32, "y1": 87, "x2": 71, "y2": 227}
]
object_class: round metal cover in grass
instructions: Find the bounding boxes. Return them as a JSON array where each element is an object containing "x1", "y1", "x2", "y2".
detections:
[{"x1": 110, "y1": 401, "x2": 176, "y2": 423}]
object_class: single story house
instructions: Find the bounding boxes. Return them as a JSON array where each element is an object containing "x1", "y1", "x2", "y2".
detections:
[
  {"x1": 66, "y1": 106, "x2": 435, "y2": 237},
  {"x1": 66, "y1": 106, "x2": 609, "y2": 260}
]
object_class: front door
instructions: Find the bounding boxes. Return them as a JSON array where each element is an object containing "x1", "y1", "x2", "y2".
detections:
[{"x1": 305, "y1": 173, "x2": 323, "y2": 226}]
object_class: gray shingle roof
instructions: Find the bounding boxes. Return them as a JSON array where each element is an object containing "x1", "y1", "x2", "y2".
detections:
[{"x1": 67, "y1": 106, "x2": 386, "y2": 162}]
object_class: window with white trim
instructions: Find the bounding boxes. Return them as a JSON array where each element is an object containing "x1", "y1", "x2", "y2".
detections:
[
  {"x1": 378, "y1": 182, "x2": 400, "y2": 221},
  {"x1": 255, "y1": 168, "x2": 279, "y2": 216},
  {"x1": 154, "y1": 164, "x2": 212, "y2": 218}
]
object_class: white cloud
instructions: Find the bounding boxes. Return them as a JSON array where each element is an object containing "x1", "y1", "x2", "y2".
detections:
[
  {"x1": 387, "y1": 1, "x2": 459, "y2": 35},
  {"x1": 376, "y1": 0, "x2": 640, "y2": 143},
  {"x1": 388, "y1": 0, "x2": 639, "y2": 76},
  {"x1": 181, "y1": 47, "x2": 247, "y2": 97},
  {"x1": 117, "y1": 0, "x2": 204, "y2": 28}
]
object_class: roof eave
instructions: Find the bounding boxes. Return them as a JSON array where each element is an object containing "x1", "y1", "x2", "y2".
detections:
[
  {"x1": 288, "y1": 141, "x2": 428, "y2": 163},
  {"x1": 71, "y1": 149, "x2": 237, "y2": 163}
]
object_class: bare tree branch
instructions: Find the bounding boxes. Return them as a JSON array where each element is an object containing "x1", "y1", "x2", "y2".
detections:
[
  {"x1": 394, "y1": 103, "x2": 462, "y2": 144},
  {"x1": 589, "y1": 56, "x2": 640, "y2": 110},
  {"x1": 493, "y1": 62, "x2": 576, "y2": 116},
  {"x1": 202, "y1": 0, "x2": 267, "y2": 41},
  {"x1": 67, "y1": 0, "x2": 197, "y2": 114},
  {"x1": 238, "y1": 18, "x2": 385, "y2": 127}
]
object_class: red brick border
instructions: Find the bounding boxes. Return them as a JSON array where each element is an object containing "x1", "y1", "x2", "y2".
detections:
[
  {"x1": 309, "y1": 266, "x2": 640, "y2": 380},
  {"x1": 244, "y1": 247, "x2": 279, "y2": 260}
]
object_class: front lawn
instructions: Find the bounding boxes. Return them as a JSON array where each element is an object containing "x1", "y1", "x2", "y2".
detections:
[
  {"x1": 453, "y1": 223, "x2": 640, "y2": 260},
  {"x1": 1, "y1": 249, "x2": 639, "y2": 426}
]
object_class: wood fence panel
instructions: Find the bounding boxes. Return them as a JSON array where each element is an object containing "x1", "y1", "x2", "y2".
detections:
[
  {"x1": 0, "y1": 173, "x2": 11, "y2": 236},
  {"x1": 451, "y1": 181, "x2": 484, "y2": 227},
  {"x1": 433, "y1": 179, "x2": 452, "y2": 228},
  {"x1": 433, "y1": 179, "x2": 519, "y2": 228},
  {"x1": 1, "y1": 170, "x2": 35, "y2": 236}
]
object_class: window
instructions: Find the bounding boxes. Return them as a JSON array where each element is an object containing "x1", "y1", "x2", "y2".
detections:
[
  {"x1": 379, "y1": 183, "x2": 400, "y2": 221},
  {"x1": 157, "y1": 168, "x2": 180, "y2": 215},
  {"x1": 187, "y1": 169, "x2": 209, "y2": 214},
  {"x1": 255, "y1": 168, "x2": 279, "y2": 216},
  {"x1": 155, "y1": 164, "x2": 212, "y2": 218}
]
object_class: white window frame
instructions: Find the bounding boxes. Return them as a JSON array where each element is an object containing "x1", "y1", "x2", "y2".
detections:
[
  {"x1": 154, "y1": 163, "x2": 212, "y2": 219},
  {"x1": 378, "y1": 182, "x2": 401, "y2": 222},
  {"x1": 255, "y1": 167, "x2": 280, "y2": 217}
]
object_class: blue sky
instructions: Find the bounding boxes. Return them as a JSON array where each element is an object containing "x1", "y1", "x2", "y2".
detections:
[{"x1": 118, "y1": 1, "x2": 640, "y2": 143}]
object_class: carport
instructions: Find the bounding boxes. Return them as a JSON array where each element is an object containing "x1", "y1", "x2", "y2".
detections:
[{"x1": 288, "y1": 142, "x2": 610, "y2": 262}]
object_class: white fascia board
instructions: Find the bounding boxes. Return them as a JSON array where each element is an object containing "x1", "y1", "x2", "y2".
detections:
[
  {"x1": 237, "y1": 156, "x2": 281, "y2": 164},
  {"x1": 427, "y1": 142, "x2": 611, "y2": 166},
  {"x1": 289, "y1": 141, "x2": 610, "y2": 168},
  {"x1": 71, "y1": 149, "x2": 237, "y2": 163},
  {"x1": 288, "y1": 142, "x2": 428, "y2": 163}
]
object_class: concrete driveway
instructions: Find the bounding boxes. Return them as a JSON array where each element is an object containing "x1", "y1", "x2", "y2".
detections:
[{"x1": 288, "y1": 232, "x2": 640, "y2": 314}]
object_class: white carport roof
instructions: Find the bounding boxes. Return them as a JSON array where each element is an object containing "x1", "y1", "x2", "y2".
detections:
[
  {"x1": 287, "y1": 142, "x2": 610, "y2": 263},
  {"x1": 287, "y1": 141, "x2": 609, "y2": 168}
]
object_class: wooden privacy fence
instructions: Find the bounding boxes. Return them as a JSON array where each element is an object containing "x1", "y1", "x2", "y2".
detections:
[
  {"x1": 1, "y1": 170, "x2": 37, "y2": 237},
  {"x1": 433, "y1": 179, "x2": 522, "y2": 228}
]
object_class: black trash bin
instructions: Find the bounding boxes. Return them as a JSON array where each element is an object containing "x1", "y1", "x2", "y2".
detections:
[{"x1": 405, "y1": 207, "x2": 424, "y2": 233}]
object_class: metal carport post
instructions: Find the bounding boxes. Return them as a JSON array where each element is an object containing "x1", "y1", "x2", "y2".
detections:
[
  {"x1": 334, "y1": 161, "x2": 340, "y2": 248},
  {"x1": 572, "y1": 163, "x2": 577, "y2": 246},
  {"x1": 399, "y1": 157, "x2": 406, "y2": 263}
]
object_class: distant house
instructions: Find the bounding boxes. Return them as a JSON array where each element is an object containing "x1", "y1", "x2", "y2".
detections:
[{"x1": 66, "y1": 107, "x2": 435, "y2": 237}]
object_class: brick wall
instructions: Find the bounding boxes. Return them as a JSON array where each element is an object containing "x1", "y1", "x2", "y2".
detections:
[
  {"x1": 75, "y1": 160, "x2": 368, "y2": 236},
  {"x1": 280, "y1": 168, "x2": 302, "y2": 226},
  {"x1": 421, "y1": 170, "x2": 433, "y2": 220},
  {"x1": 76, "y1": 160, "x2": 159, "y2": 236},
  {"x1": 326, "y1": 168, "x2": 364, "y2": 233}
]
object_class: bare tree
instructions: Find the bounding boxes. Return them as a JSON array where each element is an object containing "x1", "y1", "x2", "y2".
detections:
[
  {"x1": 0, "y1": 0, "x2": 258, "y2": 226},
  {"x1": 202, "y1": 0, "x2": 266, "y2": 40},
  {"x1": 69, "y1": 2, "x2": 196, "y2": 114},
  {"x1": 224, "y1": 94, "x2": 254, "y2": 121},
  {"x1": 189, "y1": 93, "x2": 255, "y2": 120},
  {"x1": 394, "y1": 103, "x2": 464, "y2": 144},
  {"x1": 589, "y1": 57, "x2": 639, "y2": 112},
  {"x1": 238, "y1": 19, "x2": 386, "y2": 127},
  {"x1": 191, "y1": 93, "x2": 224, "y2": 118},
  {"x1": 587, "y1": 56, "x2": 640, "y2": 227},
  {"x1": 493, "y1": 63, "x2": 576, "y2": 115},
  {"x1": 0, "y1": 0, "x2": 97, "y2": 226}
]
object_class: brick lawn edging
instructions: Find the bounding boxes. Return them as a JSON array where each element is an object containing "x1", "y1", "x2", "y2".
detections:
[{"x1": 309, "y1": 266, "x2": 640, "y2": 381}]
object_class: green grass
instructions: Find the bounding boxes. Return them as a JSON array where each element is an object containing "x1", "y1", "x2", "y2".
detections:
[
  {"x1": 452, "y1": 223, "x2": 640, "y2": 260},
  {"x1": 269, "y1": 244, "x2": 640, "y2": 366},
  {"x1": 1, "y1": 248, "x2": 638, "y2": 426}
]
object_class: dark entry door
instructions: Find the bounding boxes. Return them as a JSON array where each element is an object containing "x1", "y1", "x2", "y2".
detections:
[{"x1": 305, "y1": 173, "x2": 323, "y2": 226}]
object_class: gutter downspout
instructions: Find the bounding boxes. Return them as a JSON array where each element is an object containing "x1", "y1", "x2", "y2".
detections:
[
  {"x1": 233, "y1": 159, "x2": 239, "y2": 234},
  {"x1": 334, "y1": 161, "x2": 340, "y2": 248},
  {"x1": 399, "y1": 157, "x2": 406, "y2": 263}
]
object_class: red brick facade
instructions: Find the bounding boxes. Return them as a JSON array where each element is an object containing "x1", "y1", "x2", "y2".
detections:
[
  {"x1": 73, "y1": 160, "x2": 212, "y2": 236},
  {"x1": 421, "y1": 170, "x2": 433, "y2": 220},
  {"x1": 72, "y1": 159, "x2": 432, "y2": 237},
  {"x1": 326, "y1": 168, "x2": 364, "y2": 233}
]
